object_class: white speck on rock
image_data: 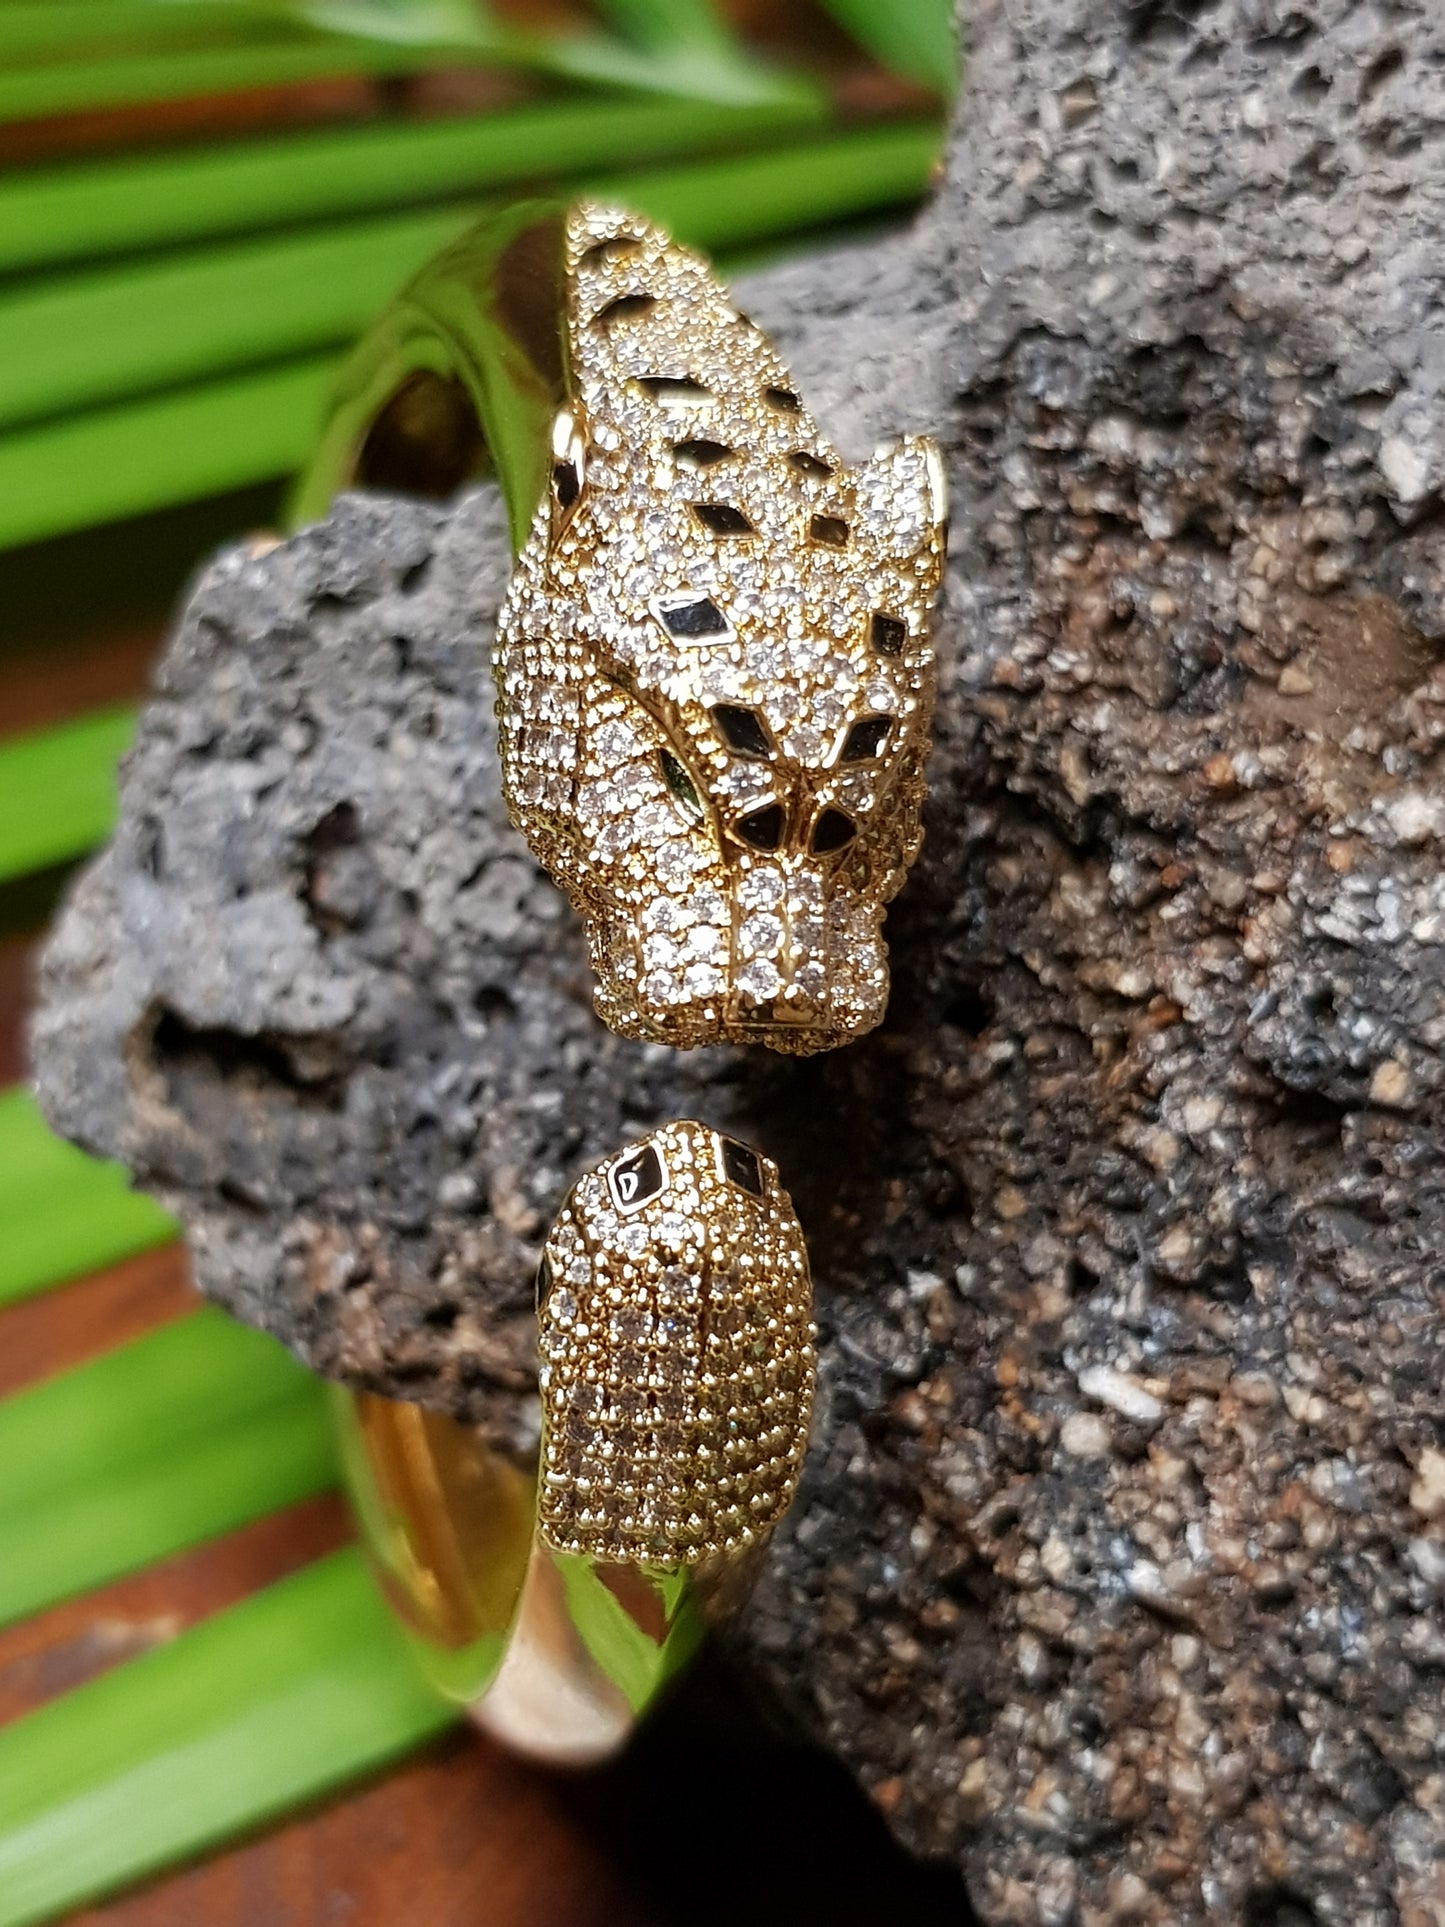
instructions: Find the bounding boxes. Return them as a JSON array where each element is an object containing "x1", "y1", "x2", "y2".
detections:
[
  {"x1": 1380, "y1": 434, "x2": 1431, "y2": 506},
  {"x1": 1078, "y1": 1362, "x2": 1165, "y2": 1424},
  {"x1": 1061, "y1": 1411, "x2": 1112, "y2": 1456}
]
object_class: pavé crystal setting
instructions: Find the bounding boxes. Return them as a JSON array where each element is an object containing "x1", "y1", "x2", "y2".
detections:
[
  {"x1": 536, "y1": 1119, "x2": 815, "y2": 1566},
  {"x1": 495, "y1": 201, "x2": 947, "y2": 1054}
]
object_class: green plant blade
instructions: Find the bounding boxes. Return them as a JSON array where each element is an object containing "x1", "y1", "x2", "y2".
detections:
[
  {"x1": 0, "y1": 1087, "x2": 175, "y2": 1306},
  {"x1": 0, "y1": 355, "x2": 334, "y2": 555},
  {"x1": 595, "y1": 118, "x2": 941, "y2": 254},
  {"x1": 0, "y1": 122, "x2": 938, "y2": 555},
  {"x1": 0, "y1": 1548, "x2": 456, "y2": 1927},
  {"x1": 816, "y1": 0, "x2": 957, "y2": 94},
  {"x1": 0, "y1": 36, "x2": 466, "y2": 125},
  {"x1": 0, "y1": 9, "x2": 807, "y2": 122},
  {"x1": 0, "y1": 94, "x2": 825, "y2": 278},
  {"x1": 0, "y1": 121, "x2": 939, "y2": 437},
  {"x1": 0, "y1": 1306, "x2": 310, "y2": 1517},
  {"x1": 0, "y1": 707, "x2": 137, "y2": 885},
  {"x1": 0, "y1": 1376, "x2": 336, "y2": 1626},
  {"x1": 0, "y1": 207, "x2": 464, "y2": 431}
]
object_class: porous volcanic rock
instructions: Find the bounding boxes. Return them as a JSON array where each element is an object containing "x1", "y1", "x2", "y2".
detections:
[{"x1": 32, "y1": 3, "x2": 1445, "y2": 1922}]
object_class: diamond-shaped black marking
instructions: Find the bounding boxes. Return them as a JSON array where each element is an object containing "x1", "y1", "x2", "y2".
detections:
[
  {"x1": 788, "y1": 450, "x2": 832, "y2": 479},
  {"x1": 608, "y1": 1142, "x2": 666, "y2": 1214},
  {"x1": 552, "y1": 460, "x2": 580, "y2": 510},
  {"x1": 712, "y1": 704, "x2": 772, "y2": 758},
  {"x1": 736, "y1": 803, "x2": 785, "y2": 850},
  {"x1": 580, "y1": 235, "x2": 641, "y2": 268},
  {"x1": 593, "y1": 291, "x2": 656, "y2": 325},
  {"x1": 660, "y1": 595, "x2": 728, "y2": 638},
  {"x1": 691, "y1": 502, "x2": 753, "y2": 535},
  {"x1": 839, "y1": 715, "x2": 892, "y2": 763},
  {"x1": 764, "y1": 385, "x2": 801, "y2": 411},
  {"x1": 673, "y1": 438, "x2": 732, "y2": 468},
  {"x1": 719, "y1": 1137, "x2": 764, "y2": 1198},
  {"x1": 809, "y1": 514, "x2": 850, "y2": 549},
  {"x1": 811, "y1": 807, "x2": 856, "y2": 853},
  {"x1": 639, "y1": 374, "x2": 710, "y2": 404},
  {"x1": 870, "y1": 611, "x2": 907, "y2": 656}
]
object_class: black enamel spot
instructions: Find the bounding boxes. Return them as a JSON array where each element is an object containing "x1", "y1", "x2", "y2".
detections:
[
  {"x1": 839, "y1": 714, "x2": 892, "y2": 763},
  {"x1": 691, "y1": 502, "x2": 753, "y2": 535},
  {"x1": 719, "y1": 1137, "x2": 764, "y2": 1197},
  {"x1": 608, "y1": 1142, "x2": 666, "y2": 1214},
  {"x1": 593, "y1": 291, "x2": 656, "y2": 325},
  {"x1": 580, "y1": 235, "x2": 641, "y2": 267},
  {"x1": 673, "y1": 438, "x2": 732, "y2": 468},
  {"x1": 552, "y1": 459, "x2": 579, "y2": 510},
  {"x1": 659, "y1": 748, "x2": 704, "y2": 819},
  {"x1": 736, "y1": 803, "x2": 785, "y2": 850},
  {"x1": 659, "y1": 595, "x2": 728, "y2": 638},
  {"x1": 870, "y1": 611, "x2": 907, "y2": 656},
  {"x1": 788, "y1": 450, "x2": 832, "y2": 479},
  {"x1": 639, "y1": 375, "x2": 710, "y2": 404},
  {"x1": 711, "y1": 704, "x2": 772, "y2": 758},
  {"x1": 534, "y1": 1251, "x2": 553, "y2": 1313},
  {"x1": 811, "y1": 807, "x2": 856, "y2": 853},
  {"x1": 764, "y1": 385, "x2": 801, "y2": 411},
  {"x1": 809, "y1": 514, "x2": 850, "y2": 549}
]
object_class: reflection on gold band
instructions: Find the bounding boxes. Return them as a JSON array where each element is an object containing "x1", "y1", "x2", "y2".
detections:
[{"x1": 335, "y1": 1122, "x2": 814, "y2": 1765}]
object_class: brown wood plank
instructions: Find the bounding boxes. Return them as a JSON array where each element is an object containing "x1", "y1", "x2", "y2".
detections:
[
  {"x1": 0, "y1": 1495, "x2": 351, "y2": 1725},
  {"x1": 0, "y1": 1242, "x2": 195, "y2": 1399}
]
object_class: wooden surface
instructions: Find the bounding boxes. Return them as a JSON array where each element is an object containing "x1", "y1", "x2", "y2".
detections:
[{"x1": 0, "y1": 518, "x2": 966, "y2": 1927}]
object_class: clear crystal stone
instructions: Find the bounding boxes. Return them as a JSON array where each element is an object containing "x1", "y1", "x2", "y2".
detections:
[
  {"x1": 685, "y1": 923, "x2": 724, "y2": 959},
  {"x1": 738, "y1": 867, "x2": 784, "y2": 910},
  {"x1": 737, "y1": 957, "x2": 781, "y2": 1001},
  {"x1": 683, "y1": 961, "x2": 724, "y2": 999},
  {"x1": 739, "y1": 913, "x2": 783, "y2": 955}
]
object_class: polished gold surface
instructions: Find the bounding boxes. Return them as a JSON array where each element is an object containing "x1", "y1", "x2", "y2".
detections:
[
  {"x1": 337, "y1": 1121, "x2": 815, "y2": 1764},
  {"x1": 496, "y1": 201, "x2": 947, "y2": 1054}
]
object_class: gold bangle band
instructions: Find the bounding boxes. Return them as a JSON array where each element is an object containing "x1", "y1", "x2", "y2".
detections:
[
  {"x1": 296, "y1": 195, "x2": 946, "y2": 1055},
  {"x1": 334, "y1": 1122, "x2": 814, "y2": 1765}
]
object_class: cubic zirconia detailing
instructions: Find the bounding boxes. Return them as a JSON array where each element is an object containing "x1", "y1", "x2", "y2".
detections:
[
  {"x1": 335, "y1": 1122, "x2": 814, "y2": 1763},
  {"x1": 536, "y1": 1119, "x2": 814, "y2": 1564},
  {"x1": 495, "y1": 202, "x2": 947, "y2": 1054}
]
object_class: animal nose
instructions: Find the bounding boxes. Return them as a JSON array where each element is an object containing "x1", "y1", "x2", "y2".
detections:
[{"x1": 729, "y1": 860, "x2": 829, "y2": 1020}]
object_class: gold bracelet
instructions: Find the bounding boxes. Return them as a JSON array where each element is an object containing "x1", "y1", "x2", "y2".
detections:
[
  {"x1": 333, "y1": 1122, "x2": 814, "y2": 1764},
  {"x1": 297, "y1": 196, "x2": 946, "y2": 1054}
]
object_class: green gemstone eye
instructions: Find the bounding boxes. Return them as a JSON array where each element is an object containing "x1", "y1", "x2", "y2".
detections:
[{"x1": 659, "y1": 748, "x2": 704, "y2": 820}]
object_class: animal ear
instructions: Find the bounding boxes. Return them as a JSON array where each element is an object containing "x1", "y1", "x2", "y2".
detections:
[{"x1": 852, "y1": 435, "x2": 947, "y2": 580}]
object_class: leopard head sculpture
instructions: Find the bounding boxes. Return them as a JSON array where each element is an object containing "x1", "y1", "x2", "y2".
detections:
[{"x1": 495, "y1": 202, "x2": 946, "y2": 1054}]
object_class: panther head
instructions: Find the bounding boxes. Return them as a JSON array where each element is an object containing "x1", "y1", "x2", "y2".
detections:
[{"x1": 496, "y1": 202, "x2": 946, "y2": 1054}]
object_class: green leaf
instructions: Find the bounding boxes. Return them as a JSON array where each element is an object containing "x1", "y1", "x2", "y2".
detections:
[
  {"x1": 0, "y1": 356, "x2": 336, "y2": 556},
  {"x1": 0, "y1": 4, "x2": 810, "y2": 121},
  {"x1": 0, "y1": 206, "x2": 465, "y2": 430},
  {"x1": 0, "y1": 36, "x2": 467, "y2": 125},
  {"x1": 591, "y1": 119, "x2": 942, "y2": 255},
  {"x1": 594, "y1": 0, "x2": 738, "y2": 57},
  {"x1": 0, "y1": 1307, "x2": 305, "y2": 1515},
  {"x1": 0, "y1": 1087, "x2": 174, "y2": 1306},
  {"x1": 0, "y1": 1311, "x2": 337, "y2": 1625},
  {"x1": 0, "y1": 1548, "x2": 456, "y2": 1927},
  {"x1": 0, "y1": 707, "x2": 137, "y2": 885},
  {"x1": 816, "y1": 0, "x2": 958, "y2": 95},
  {"x1": 0, "y1": 122, "x2": 939, "y2": 437},
  {"x1": 0, "y1": 95, "x2": 825, "y2": 279}
]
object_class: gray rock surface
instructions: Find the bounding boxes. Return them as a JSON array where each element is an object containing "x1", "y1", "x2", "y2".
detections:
[{"x1": 31, "y1": 2, "x2": 1445, "y2": 1922}]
